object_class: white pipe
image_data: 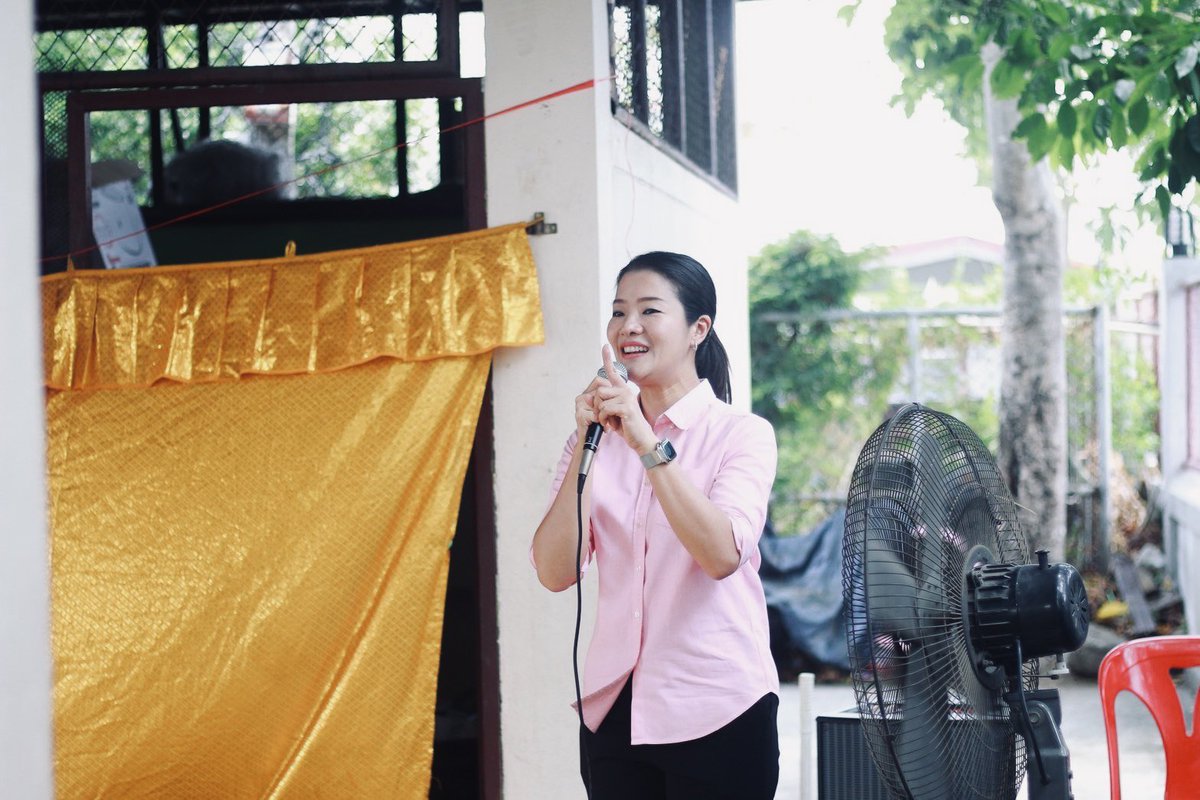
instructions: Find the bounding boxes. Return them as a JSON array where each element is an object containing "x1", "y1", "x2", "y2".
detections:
[{"x1": 799, "y1": 672, "x2": 815, "y2": 800}]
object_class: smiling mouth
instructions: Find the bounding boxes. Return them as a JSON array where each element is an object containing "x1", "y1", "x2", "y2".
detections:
[{"x1": 621, "y1": 345, "x2": 649, "y2": 356}]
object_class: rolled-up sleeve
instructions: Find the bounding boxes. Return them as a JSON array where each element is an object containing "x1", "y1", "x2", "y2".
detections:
[
  {"x1": 707, "y1": 415, "x2": 777, "y2": 566},
  {"x1": 529, "y1": 430, "x2": 594, "y2": 571}
]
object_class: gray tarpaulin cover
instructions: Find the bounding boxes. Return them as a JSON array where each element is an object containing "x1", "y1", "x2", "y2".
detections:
[{"x1": 760, "y1": 509, "x2": 850, "y2": 671}]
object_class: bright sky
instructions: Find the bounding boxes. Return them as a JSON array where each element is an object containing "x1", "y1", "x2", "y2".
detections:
[{"x1": 735, "y1": 0, "x2": 1163, "y2": 274}]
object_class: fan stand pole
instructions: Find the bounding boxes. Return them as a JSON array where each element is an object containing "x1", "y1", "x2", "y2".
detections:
[{"x1": 1022, "y1": 689, "x2": 1073, "y2": 800}]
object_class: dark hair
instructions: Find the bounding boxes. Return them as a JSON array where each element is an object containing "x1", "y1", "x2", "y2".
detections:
[{"x1": 617, "y1": 251, "x2": 732, "y2": 403}]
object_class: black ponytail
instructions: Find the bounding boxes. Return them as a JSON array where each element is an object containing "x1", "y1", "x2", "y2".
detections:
[
  {"x1": 617, "y1": 252, "x2": 733, "y2": 403},
  {"x1": 695, "y1": 329, "x2": 731, "y2": 404}
]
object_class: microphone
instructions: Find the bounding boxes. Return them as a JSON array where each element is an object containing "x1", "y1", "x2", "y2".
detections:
[{"x1": 577, "y1": 362, "x2": 628, "y2": 491}]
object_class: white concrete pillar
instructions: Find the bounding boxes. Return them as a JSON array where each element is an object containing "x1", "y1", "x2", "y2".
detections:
[
  {"x1": 486, "y1": 2, "x2": 612, "y2": 798},
  {"x1": 0, "y1": 1, "x2": 55, "y2": 796}
]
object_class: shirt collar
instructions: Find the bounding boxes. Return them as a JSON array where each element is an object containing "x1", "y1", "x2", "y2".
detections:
[{"x1": 658, "y1": 379, "x2": 717, "y2": 431}]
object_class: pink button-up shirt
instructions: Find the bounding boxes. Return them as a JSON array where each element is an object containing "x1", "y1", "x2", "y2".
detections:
[{"x1": 542, "y1": 379, "x2": 779, "y2": 744}]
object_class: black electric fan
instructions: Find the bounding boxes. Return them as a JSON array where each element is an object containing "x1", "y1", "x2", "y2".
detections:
[{"x1": 841, "y1": 404, "x2": 1090, "y2": 800}]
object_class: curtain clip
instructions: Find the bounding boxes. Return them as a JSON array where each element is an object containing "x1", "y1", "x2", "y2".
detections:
[{"x1": 526, "y1": 212, "x2": 557, "y2": 236}]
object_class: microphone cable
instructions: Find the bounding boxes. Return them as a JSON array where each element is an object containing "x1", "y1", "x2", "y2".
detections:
[
  {"x1": 575, "y1": 475, "x2": 593, "y2": 798},
  {"x1": 573, "y1": 362, "x2": 623, "y2": 798}
]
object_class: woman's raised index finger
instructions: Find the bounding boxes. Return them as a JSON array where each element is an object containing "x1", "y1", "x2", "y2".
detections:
[{"x1": 602, "y1": 344, "x2": 626, "y2": 385}]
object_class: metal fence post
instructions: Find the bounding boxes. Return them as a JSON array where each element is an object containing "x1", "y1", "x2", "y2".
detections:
[{"x1": 1094, "y1": 303, "x2": 1112, "y2": 573}]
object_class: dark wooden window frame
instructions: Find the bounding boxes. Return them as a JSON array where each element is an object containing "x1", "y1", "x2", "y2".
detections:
[
  {"x1": 62, "y1": 76, "x2": 485, "y2": 254},
  {"x1": 38, "y1": 0, "x2": 466, "y2": 209}
]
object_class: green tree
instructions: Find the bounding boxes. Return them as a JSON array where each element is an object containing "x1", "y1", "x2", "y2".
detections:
[
  {"x1": 880, "y1": 0, "x2": 1200, "y2": 219},
  {"x1": 749, "y1": 231, "x2": 903, "y2": 533},
  {"x1": 862, "y1": 0, "x2": 1183, "y2": 560},
  {"x1": 869, "y1": 0, "x2": 1075, "y2": 558}
]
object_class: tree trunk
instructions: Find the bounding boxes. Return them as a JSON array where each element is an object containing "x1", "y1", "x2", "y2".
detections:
[{"x1": 981, "y1": 43, "x2": 1068, "y2": 561}]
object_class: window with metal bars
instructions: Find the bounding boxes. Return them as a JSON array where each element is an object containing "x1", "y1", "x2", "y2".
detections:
[
  {"x1": 35, "y1": 1, "x2": 481, "y2": 201},
  {"x1": 609, "y1": 0, "x2": 737, "y2": 193},
  {"x1": 34, "y1": 0, "x2": 485, "y2": 270}
]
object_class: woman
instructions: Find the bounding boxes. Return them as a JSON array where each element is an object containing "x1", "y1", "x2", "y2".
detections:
[{"x1": 531, "y1": 252, "x2": 779, "y2": 799}]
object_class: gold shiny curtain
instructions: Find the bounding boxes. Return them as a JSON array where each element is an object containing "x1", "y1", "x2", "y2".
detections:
[{"x1": 42, "y1": 224, "x2": 543, "y2": 799}]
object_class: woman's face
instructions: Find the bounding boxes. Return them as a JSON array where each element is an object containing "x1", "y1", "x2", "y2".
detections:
[{"x1": 607, "y1": 269, "x2": 703, "y2": 389}]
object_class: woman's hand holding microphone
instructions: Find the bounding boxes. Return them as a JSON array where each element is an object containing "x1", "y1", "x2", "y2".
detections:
[{"x1": 591, "y1": 345, "x2": 656, "y2": 456}]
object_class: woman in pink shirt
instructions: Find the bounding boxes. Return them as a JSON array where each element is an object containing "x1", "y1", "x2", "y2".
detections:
[{"x1": 532, "y1": 252, "x2": 779, "y2": 799}]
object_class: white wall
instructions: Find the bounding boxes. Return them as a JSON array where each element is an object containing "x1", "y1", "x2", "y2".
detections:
[
  {"x1": 485, "y1": 2, "x2": 752, "y2": 797},
  {"x1": 605, "y1": 121, "x2": 751, "y2": 407},
  {"x1": 1160, "y1": 256, "x2": 1200, "y2": 635},
  {"x1": 0, "y1": 1, "x2": 55, "y2": 796},
  {"x1": 485, "y1": 2, "x2": 611, "y2": 798}
]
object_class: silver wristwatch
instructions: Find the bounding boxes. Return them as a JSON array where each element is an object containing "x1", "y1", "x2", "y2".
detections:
[{"x1": 639, "y1": 439, "x2": 677, "y2": 470}]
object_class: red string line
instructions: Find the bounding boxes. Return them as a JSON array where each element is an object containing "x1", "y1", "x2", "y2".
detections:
[{"x1": 45, "y1": 76, "x2": 606, "y2": 267}]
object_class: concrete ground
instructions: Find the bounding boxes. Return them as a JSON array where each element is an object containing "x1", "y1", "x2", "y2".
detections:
[{"x1": 777, "y1": 671, "x2": 1186, "y2": 800}]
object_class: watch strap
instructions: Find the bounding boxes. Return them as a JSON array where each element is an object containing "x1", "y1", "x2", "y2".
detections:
[{"x1": 640, "y1": 439, "x2": 676, "y2": 469}]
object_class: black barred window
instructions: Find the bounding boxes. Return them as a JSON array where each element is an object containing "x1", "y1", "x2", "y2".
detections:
[
  {"x1": 610, "y1": 0, "x2": 736, "y2": 192},
  {"x1": 34, "y1": 1, "x2": 485, "y2": 270}
]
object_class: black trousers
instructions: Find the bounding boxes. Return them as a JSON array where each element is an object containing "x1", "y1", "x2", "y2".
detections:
[{"x1": 579, "y1": 679, "x2": 779, "y2": 800}]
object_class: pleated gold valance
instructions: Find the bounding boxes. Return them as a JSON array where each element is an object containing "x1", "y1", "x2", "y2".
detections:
[{"x1": 41, "y1": 221, "x2": 544, "y2": 389}]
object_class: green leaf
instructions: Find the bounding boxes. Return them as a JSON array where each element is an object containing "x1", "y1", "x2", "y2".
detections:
[
  {"x1": 1042, "y1": 2, "x2": 1069, "y2": 26},
  {"x1": 991, "y1": 58, "x2": 1027, "y2": 99},
  {"x1": 1128, "y1": 97, "x2": 1150, "y2": 135},
  {"x1": 1138, "y1": 146, "x2": 1167, "y2": 181},
  {"x1": 836, "y1": 2, "x2": 859, "y2": 24},
  {"x1": 1026, "y1": 121, "x2": 1057, "y2": 162},
  {"x1": 1056, "y1": 135, "x2": 1076, "y2": 169},
  {"x1": 1151, "y1": 73, "x2": 1174, "y2": 104},
  {"x1": 1110, "y1": 107, "x2": 1128, "y2": 149},
  {"x1": 1077, "y1": 101, "x2": 1098, "y2": 146},
  {"x1": 1057, "y1": 102, "x2": 1078, "y2": 138},
  {"x1": 1156, "y1": 184, "x2": 1172, "y2": 221},
  {"x1": 1020, "y1": 70, "x2": 1058, "y2": 110},
  {"x1": 1168, "y1": 163, "x2": 1187, "y2": 194},
  {"x1": 1047, "y1": 33, "x2": 1073, "y2": 61},
  {"x1": 1176, "y1": 44, "x2": 1199, "y2": 79},
  {"x1": 1010, "y1": 29, "x2": 1039, "y2": 65},
  {"x1": 1092, "y1": 103, "x2": 1114, "y2": 141},
  {"x1": 1013, "y1": 113, "x2": 1049, "y2": 140},
  {"x1": 945, "y1": 52, "x2": 982, "y2": 80}
]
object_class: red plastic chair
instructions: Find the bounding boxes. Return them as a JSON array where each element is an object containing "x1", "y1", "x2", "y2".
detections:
[{"x1": 1098, "y1": 635, "x2": 1200, "y2": 799}]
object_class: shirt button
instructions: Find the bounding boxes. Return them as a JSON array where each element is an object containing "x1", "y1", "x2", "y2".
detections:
[{"x1": 633, "y1": 611, "x2": 641, "y2": 619}]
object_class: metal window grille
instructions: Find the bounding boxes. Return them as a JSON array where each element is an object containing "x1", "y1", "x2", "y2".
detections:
[
  {"x1": 610, "y1": 0, "x2": 737, "y2": 192},
  {"x1": 34, "y1": 2, "x2": 463, "y2": 71},
  {"x1": 35, "y1": 1, "x2": 482, "y2": 269}
]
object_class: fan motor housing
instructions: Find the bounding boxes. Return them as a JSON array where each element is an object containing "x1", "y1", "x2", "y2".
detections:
[{"x1": 968, "y1": 551, "x2": 1090, "y2": 671}]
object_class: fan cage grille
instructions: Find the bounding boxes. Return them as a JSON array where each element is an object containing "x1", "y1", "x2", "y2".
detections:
[{"x1": 842, "y1": 405, "x2": 1037, "y2": 800}]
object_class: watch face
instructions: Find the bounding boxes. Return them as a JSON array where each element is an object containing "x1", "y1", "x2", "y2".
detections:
[{"x1": 660, "y1": 440, "x2": 677, "y2": 461}]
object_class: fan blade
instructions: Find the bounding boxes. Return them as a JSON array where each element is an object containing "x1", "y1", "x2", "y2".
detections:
[
  {"x1": 913, "y1": 429, "x2": 953, "y2": 535},
  {"x1": 892, "y1": 641, "x2": 954, "y2": 800},
  {"x1": 864, "y1": 507, "x2": 921, "y2": 642}
]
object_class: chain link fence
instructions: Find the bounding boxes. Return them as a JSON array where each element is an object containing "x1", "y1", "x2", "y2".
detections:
[{"x1": 767, "y1": 306, "x2": 1160, "y2": 573}]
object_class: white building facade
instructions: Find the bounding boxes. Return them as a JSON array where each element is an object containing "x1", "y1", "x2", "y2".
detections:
[
  {"x1": 5, "y1": 1, "x2": 755, "y2": 798},
  {"x1": 1160, "y1": 254, "x2": 1200, "y2": 638},
  {"x1": 485, "y1": 3, "x2": 754, "y2": 796}
]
